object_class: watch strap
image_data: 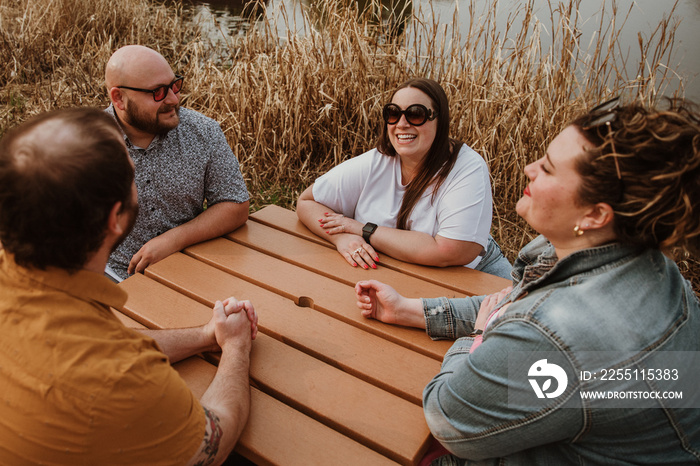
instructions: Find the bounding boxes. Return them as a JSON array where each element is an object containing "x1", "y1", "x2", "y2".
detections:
[{"x1": 362, "y1": 222, "x2": 378, "y2": 244}]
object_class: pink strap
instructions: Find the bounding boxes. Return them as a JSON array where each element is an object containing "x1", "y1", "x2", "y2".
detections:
[
  {"x1": 419, "y1": 437, "x2": 451, "y2": 466},
  {"x1": 470, "y1": 308, "x2": 501, "y2": 351}
]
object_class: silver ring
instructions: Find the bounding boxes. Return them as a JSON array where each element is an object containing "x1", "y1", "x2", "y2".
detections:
[
  {"x1": 353, "y1": 247, "x2": 363, "y2": 256},
  {"x1": 341, "y1": 225, "x2": 345, "y2": 232}
]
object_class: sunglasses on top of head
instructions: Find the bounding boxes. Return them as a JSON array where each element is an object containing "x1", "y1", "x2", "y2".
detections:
[
  {"x1": 382, "y1": 103, "x2": 437, "y2": 126},
  {"x1": 117, "y1": 75, "x2": 184, "y2": 102},
  {"x1": 581, "y1": 96, "x2": 623, "y2": 180}
]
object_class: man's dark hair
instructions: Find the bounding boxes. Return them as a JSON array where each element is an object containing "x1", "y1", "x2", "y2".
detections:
[{"x1": 0, "y1": 107, "x2": 134, "y2": 271}]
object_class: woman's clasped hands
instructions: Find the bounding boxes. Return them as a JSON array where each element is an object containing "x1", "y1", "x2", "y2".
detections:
[{"x1": 320, "y1": 212, "x2": 380, "y2": 270}]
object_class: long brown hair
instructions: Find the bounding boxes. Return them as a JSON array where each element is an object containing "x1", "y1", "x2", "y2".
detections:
[
  {"x1": 376, "y1": 77, "x2": 462, "y2": 230},
  {"x1": 573, "y1": 98, "x2": 700, "y2": 254}
]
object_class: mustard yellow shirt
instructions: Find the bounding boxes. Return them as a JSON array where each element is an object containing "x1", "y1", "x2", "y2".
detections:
[{"x1": 0, "y1": 251, "x2": 205, "y2": 465}]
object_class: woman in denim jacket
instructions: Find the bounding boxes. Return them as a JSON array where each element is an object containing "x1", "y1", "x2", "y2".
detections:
[{"x1": 356, "y1": 97, "x2": 700, "y2": 465}]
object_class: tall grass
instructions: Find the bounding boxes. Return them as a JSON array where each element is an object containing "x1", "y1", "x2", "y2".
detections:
[{"x1": 0, "y1": 0, "x2": 696, "y2": 291}]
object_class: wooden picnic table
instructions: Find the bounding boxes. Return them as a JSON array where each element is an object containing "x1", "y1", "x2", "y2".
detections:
[{"x1": 113, "y1": 205, "x2": 511, "y2": 466}]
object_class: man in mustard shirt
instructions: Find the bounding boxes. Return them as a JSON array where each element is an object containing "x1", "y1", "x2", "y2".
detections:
[{"x1": 0, "y1": 107, "x2": 257, "y2": 465}]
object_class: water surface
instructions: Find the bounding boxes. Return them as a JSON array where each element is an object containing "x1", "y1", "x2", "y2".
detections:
[{"x1": 185, "y1": 0, "x2": 700, "y2": 100}]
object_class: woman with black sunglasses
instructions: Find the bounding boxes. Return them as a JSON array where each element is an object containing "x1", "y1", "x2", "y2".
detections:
[
  {"x1": 354, "y1": 97, "x2": 700, "y2": 465},
  {"x1": 297, "y1": 77, "x2": 511, "y2": 278}
]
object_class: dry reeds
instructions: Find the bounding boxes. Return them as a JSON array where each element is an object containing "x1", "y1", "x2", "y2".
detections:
[
  {"x1": 0, "y1": 0, "x2": 696, "y2": 292},
  {"x1": 0, "y1": 0, "x2": 195, "y2": 129}
]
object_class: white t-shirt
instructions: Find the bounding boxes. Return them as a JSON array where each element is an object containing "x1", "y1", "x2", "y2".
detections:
[{"x1": 312, "y1": 145, "x2": 493, "y2": 251}]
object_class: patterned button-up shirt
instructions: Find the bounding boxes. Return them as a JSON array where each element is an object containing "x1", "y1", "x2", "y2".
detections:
[{"x1": 106, "y1": 105, "x2": 249, "y2": 280}]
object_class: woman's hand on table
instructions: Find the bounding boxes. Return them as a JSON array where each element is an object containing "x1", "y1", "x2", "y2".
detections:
[
  {"x1": 332, "y1": 234, "x2": 380, "y2": 270},
  {"x1": 319, "y1": 212, "x2": 362, "y2": 236},
  {"x1": 355, "y1": 280, "x2": 426, "y2": 329}
]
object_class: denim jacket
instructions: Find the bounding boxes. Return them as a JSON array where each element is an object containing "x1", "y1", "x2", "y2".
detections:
[{"x1": 422, "y1": 235, "x2": 700, "y2": 465}]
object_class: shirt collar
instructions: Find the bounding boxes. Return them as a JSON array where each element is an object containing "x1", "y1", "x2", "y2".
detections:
[
  {"x1": 513, "y1": 235, "x2": 641, "y2": 292},
  {"x1": 1, "y1": 251, "x2": 128, "y2": 310}
]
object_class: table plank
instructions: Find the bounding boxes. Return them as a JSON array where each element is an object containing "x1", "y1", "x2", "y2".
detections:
[
  {"x1": 239, "y1": 388, "x2": 400, "y2": 466},
  {"x1": 226, "y1": 221, "x2": 468, "y2": 301},
  {"x1": 184, "y1": 237, "x2": 452, "y2": 362},
  {"x1": 173, "y1": 356, "x2": 398, "y2": 466},
  {"x1": 172, "y1": 354, "x2": 217, "y2": 399},
  {"x1": 250, "y1": 205, "x2": 512, "y2": 296},
  {"x1": 249, "y1": 333, "x2": 430, "y2": 465},
  {"x1": 111, "y1": 308, "x2": 146, "y2": 328},
  {"x1": 141, "y1": 252, "x2": 442, "y2": 405},
  {"x1": 119, "y1": 273, "x2": 213, "y2": 328}
]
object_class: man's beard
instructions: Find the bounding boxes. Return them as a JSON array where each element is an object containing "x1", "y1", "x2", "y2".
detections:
[{"x1": 123, "y1": 101, "x2": 180, "y2": 136}]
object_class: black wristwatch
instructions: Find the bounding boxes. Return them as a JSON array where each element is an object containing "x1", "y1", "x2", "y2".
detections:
[{"x1": 362, "y1": 222, "x2": 378, "y2": 244}]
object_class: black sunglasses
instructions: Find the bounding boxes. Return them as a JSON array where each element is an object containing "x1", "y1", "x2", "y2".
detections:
[
  {"x1": 117, "y1": 75, "x2": 184, "y2": 102},
  {"x1": 382, "y1": 103, "x2": 437, "y2": 126},
  {"x1": 581, "y1": 96, "x2": 622, "y2": 180}
]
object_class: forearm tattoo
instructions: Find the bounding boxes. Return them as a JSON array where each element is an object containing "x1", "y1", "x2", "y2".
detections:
[{"x1": 193, "y1": 406, "x2": 223, "y2": 466}]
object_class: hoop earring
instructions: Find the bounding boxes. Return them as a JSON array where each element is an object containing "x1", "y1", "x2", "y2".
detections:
[{"x1": 573, "y1": 225, "x2": 584, "y2": 237}]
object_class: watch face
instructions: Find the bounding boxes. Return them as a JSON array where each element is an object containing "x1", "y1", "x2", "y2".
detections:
[{"x1": 362, "y1": 223, "x2": 377, "y2": 242}]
